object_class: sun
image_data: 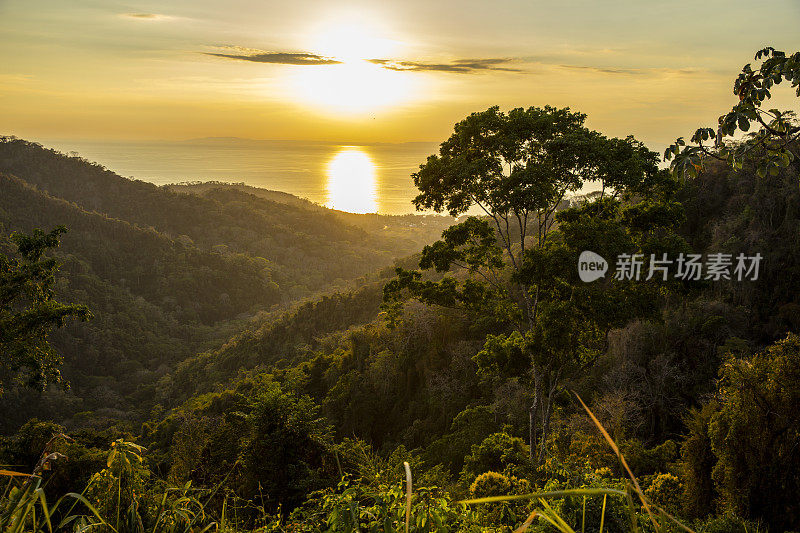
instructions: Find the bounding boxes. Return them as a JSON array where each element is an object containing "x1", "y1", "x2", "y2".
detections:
[
  {"x1": 288, "y1": 62, "x2": 415, "y2": 115},
  {"x1": 311, "y1": 20, "x2": 397, "y2": 61},
  {"x1": 284, "y1": 18, "x2": 420, "y2": 115}
]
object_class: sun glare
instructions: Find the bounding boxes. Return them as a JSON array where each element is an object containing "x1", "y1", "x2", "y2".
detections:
[
  {"x1": 326, "y1": 147, "x2": 378, "y2": 213},
  {"x1": 285, "y1": 18, "x2": 419, "y2": 115},
  {"x1": 312, "y1": 20, "x2": 396, "y2": 61},
  {"x1": 289, "y1": 62, "x2": 415, "y2": 115}
]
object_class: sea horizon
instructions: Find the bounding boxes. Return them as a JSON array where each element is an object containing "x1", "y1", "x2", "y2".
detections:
[{"x1": 34, "y1": 136, "x2": 440, "y2": 215}]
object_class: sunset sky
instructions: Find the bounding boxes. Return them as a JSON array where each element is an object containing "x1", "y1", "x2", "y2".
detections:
[{"x1": 1, "y1": 0, "x2": 799, "y2": 151}]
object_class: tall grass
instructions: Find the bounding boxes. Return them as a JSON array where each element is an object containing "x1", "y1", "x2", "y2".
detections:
[
  {"x1": 1, "y1": 394, "x2": 697, "y2": 532},
  {"x1": 459, "y1": 392, "x2": 696, "y2": 533},
  {"x1": 0, "y1": 468, "x2": 104, "y2": 533},
  {"x1": 1, "y1": 439, "x2": 225, "y2": 533}
]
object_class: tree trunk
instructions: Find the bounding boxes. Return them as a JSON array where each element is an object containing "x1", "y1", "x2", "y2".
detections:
[
  {"x1": 539, "y1": 388, "x2": 555, "y2": 465},
  {"x1": 535, "y1": 373, "x2": 559, "y2": 466},
  {"x1": 529, "y1": 378, "x2": 539, "y2": 463}
]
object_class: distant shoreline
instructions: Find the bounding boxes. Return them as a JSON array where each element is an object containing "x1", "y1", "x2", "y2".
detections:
[{"x1": 37, "y1": 137, "x2": 439, "y2": 215}]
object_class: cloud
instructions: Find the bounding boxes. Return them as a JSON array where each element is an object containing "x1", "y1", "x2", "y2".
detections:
[
  {"x1": 556, "y1": 64, "x2": 708, "y2": 77},
  {"x1": 205, "y1": 48, "x2": 341, "y2": 65},
  {"x1": 369, "y1": 58, "x2": 522, "y2": 73},
  {"x1": 120, "y1": 13, "x2": 174, "y2": 21},
  {"x1": 202, "y1": 45, "x2": 707, "y2": 78},
  {"x1": 208, "y1": 49, "x2": 516, "y2": 71},
  {"x1": 659, "y1": 67, "x2": 706, "y2": 76},
  {"x1": 0, "y1": 74, "x2": 34, "y2": 84},
  {"x1": 558, "y1": 64, "x2": 642, "y2": 76}
]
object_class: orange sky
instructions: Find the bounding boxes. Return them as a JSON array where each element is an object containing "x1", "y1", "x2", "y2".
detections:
[{"x1": 1, "y1": 0, "x2": 799, "y2": 152}]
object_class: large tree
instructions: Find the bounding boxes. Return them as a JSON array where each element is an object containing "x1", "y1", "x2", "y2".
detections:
[
  {"x1": 402, "y1": 106, "x2": 660, "y2": 326},
  {"x1": 385, "y1": 106, "x2": 681, "y2": 463},
  {"x1": 0, "y1": 226, "x2": 90, "y2": 394}
]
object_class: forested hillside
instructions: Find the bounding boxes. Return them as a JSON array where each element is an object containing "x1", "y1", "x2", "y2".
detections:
[
  {"x1": 44, "y1": 135, "x2": 791, "y2": 532},
  {"x1": 0, "y1": 137, "x2": 454, "y2": 298},
  {"x1": 0, "y1": 172, "x2": 280, "y2": 430},
  {"x1": 0, "y1": 139, "x2": 451, "y2": 434},
  {"x1": 137, "y1": 133, "x2": 800, "y2": 531},
  {"x1": 0, "y1": 173, "x2": 280, "y2": 325},
  {"x1": 167, "y1": 181, "x2": 454, "y2": 247}
]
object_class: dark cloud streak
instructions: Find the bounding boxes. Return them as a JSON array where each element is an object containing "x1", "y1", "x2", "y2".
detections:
[
  {"x1": 557, "y1": 64, "x2": 705, "y2": 76},
  {"x1": 369, "y1": 58, "x2": 522, "y2": 73},
  {"x1": 206, "y1": 51, "x2": 341, "y2": 65},
  {"x1": 206, "y1": 48, "x2": 519, "y2": 72},
  {"x1": 204, "y1": 46, "x2": 702, "y2": 78},
  {"x1": 558, "y1": 64, "x2": 641, "y2": 75}
]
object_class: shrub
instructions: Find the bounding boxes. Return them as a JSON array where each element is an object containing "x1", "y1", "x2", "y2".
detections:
[
  {"x1": 644, "y1": 473, "x2": 682, "y2": 515},
  {"x1": 460, "y1": 432, "x2": 532, "y2": 484},
  {"x1": 469, "y1": 471, "x2": 513, "y2": 497},
  {"x1": 709, "y1": 334, "x2": 800, "y2": 531},
  {"x1": 468, "y1": 471, "x2": 531, "y2": 530}
]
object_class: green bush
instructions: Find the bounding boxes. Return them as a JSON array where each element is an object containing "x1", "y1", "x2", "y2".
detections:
[
  {"x1": 695, "y1": 514, "x2": 764, "y2": 533},
  {"x1": 468, "y1": 471, "x2": 531, "y2": 530},
  {"x1": 709, "y1": 334, "x2": 800, "y2": 531},
  {"x1": 643, "y1": 473, "x2": 682, "y2": 515},
  {"x1": 460, "y1": 432, "x2": 532, "y2": 485}
]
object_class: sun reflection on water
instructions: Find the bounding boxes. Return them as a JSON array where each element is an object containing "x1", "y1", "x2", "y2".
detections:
[{"x1": 325, "y1": 147, "x2": 378, "y2": 213}]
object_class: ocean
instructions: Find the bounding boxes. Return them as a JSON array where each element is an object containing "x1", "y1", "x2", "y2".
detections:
[{"x1": 42, "y1": 137, "x2": 440, "y2": 215}]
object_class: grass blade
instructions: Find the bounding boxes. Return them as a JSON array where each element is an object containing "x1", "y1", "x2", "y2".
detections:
[
  {"x1": 403, "y1": 461, "x2": 412, "y2": 533},
  {"x1": 599, "y1": 494, "x2": 606, "y2": 533},
  {"x1": 573, "y1": 392, "x2": 657, "y2": 529},
  {"x1": 460, "y1": 487, "x2": 625, "y2": 505}
]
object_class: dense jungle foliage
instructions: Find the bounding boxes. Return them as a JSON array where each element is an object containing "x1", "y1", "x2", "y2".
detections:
[
  {"x1": 2, "y1": 48, "x2": 800, "y2": 533},
  {"x1": 0, "y1": 138, "x2": 453, "y2": 432}
]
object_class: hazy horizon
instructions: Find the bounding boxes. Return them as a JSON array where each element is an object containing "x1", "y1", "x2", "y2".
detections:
[{"x1": 36, "y1": 136, "x2": 439, "y2": 215}]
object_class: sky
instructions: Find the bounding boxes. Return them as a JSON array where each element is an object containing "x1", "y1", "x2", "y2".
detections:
[{"x1": 1, "y1": 0, "x2": 799, "y2": 152}]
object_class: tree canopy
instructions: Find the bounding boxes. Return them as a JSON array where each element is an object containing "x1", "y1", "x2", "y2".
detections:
[
  {"x1": 397, "y1": 105, "x2": 661, "y2": 328},
  {"x1": 0, "y1": 226, "x2": 90, "y2": 394}
]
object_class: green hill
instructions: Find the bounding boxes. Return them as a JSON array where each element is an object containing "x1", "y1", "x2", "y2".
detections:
[
  {"x1": 0, "y1": 173, "x2": 280, "y2": 430},
  {"x1": 0, "y1": 137, "x2": 454, "y2": 299},
  {"x1": 0, "y1": 137, "x2": 451, "y2": 432}
]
